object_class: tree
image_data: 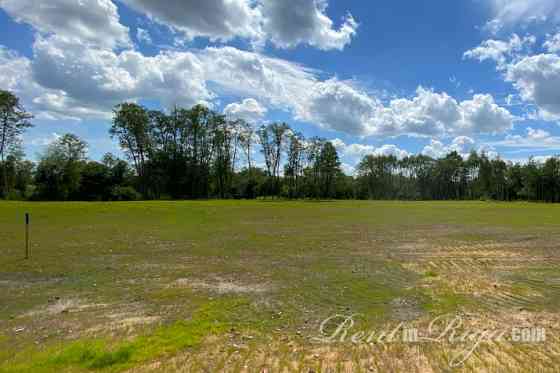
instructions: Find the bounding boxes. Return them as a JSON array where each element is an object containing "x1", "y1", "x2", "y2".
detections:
[
  {"x1": 111, "y1": 103, "x2": 151, "y2": 195},
  {"x1": 212, "y1": 115, "x2": 235, "y2": 198},
  {"x1": 35, "y1": 134, "x2": 88, "y2": 200},
  {"x1": 237, "y1": 120, "x2": 254, "y2": 170},
  {"x1": 0, "y1": 91, "x2": 33, "y2": 197},
  {"x1": 303, "y1": 137, "x2": 325, "y2": 198},
  {"x1": 78, "y1": 161, "x2": 111, "y2": 201},
  {"x1": 317, "y1": 142, "x2": 341, "y2": 199},
  {"x1": 285, "y1": 131, "x2": 305, "y2": 198},
  {"x1": 258, "y1": 123, "x2": 289, "y2": 197}
]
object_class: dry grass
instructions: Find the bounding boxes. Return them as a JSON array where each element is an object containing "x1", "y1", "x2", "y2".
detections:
[{"x1": 2, "y1": 201, "x2": 560, "y2": 371}]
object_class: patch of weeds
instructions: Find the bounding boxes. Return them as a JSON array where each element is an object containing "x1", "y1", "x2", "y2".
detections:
[
  {"x1": 149, "y1": 286, "x2": 198, "y2": 303},
  {"x1": 423, "y1": 289, "x2": 469, "y2": 315},
  {"x1": 0, "y1": 298, "x2": 248, "y2": 373}
]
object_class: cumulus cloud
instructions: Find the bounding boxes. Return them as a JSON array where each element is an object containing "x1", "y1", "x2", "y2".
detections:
[
  {"x1": 121, "y1": 0, "x2": 357, "y2": 50},
  {"x1": 300, "y1": 79, "x2": 380, "y2": 136},
  {"x1": 493, "y1": 127, "x2": 560, "y2": 150},
  {"x1": 0, "y1": 0, "x2": 514, "y2": 139},
  {"x1": 259, "y1": 0, "x2": 358, "y2": 50},
  {"x1": 421, "y1": 139, "x2": 448, "y2": 159},
  {"x1": 374, "y1": 144, "x2": 410, "y2": 159},
  {"x1": 330, "y1": 138, "x2": 375, "y2": 158},
  {"x1": 2, "y1": 34, "x2": 516, "y2": 138},
  {"x1": 505, "y1": 53, "x2": 560, "y2": 120},
  {"x1": 466, "y1": 32, "x2": 560, "y2": 122},
  {"x1": 331, "y1": 139, "x2": 409, "y2": 160},
  {"x1": 0, "y1": 0, "x2": 131, "y2": 49},
  {"x1": 544, "y1": 32, "x2": 560, "y2": 53},
  {"x1": 200, "y1": 46, "x2": 316, "y2": 109},
  {"x1": 485, "y1": 0, "x2": 560, "y2": 31},
  {"x1": 122, "y1": 0, "x2": 262, "y2": 43},
  {"x1": 0, "y1": 36, "x2": 213, "y2": 119},
  {"x1": 381, "y1": 88, "x2": 515, "y2": 137},
  {"x1": 463, "y1": 34, "x2": 535, "y2": 70},
  {"x1": 224, "y1": 98, "x2": 267, "y2": 122},
  {"x1": 422, "y1": 136, "x2": 488, "y2": 159},
  {"x1": 0, "y1": 46, "x2": 109, "y2": 120},
  {"x1": 527, "y1": 126, "x2": 550, "y2": 140},
  {"x1": 136, "y1": 28, "x2": 152, "y2": 45},
  {"x1": 297, "y1": 84, "x2": 515, "y2": 138},
  {"x1": 0, "y1": 47, "x2": 32, "y2": 94}
]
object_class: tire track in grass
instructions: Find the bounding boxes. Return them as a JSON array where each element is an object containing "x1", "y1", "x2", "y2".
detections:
[{"x1": 478, "y1": 289, "x2": 541, "y2": 311}]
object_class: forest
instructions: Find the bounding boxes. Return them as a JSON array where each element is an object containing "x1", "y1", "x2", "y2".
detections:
[{"x1": 1, "y1": 89, "x2": 560, "y2": 202}]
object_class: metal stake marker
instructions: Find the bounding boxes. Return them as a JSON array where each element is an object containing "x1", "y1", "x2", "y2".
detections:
[{"x1": 25, "y1": 213, "x2": 29, "y2": 260}]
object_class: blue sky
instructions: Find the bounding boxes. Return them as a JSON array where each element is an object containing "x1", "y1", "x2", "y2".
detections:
[{"x1": 2, "y1": 0, "x2": 560, "y2": 172}]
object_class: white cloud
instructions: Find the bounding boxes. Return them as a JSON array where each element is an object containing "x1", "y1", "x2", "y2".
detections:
[
  {"x1": 374, "y1": 144, "x2": 410, "y2": 159},
  {"x1": 0, "y1": 0, "x2": 514, "y2": 140},
  {"x1": 0, "y1": 47, "x2": 32, "y2": 94},
  {"x1": 486, "y1": 0, "x2": 560, "y2": 30},
  {"x1": 260, "y1": 0, "x2": 358, "y2": 50},
  {"x1": 297, "y1": 84, "x2": 515, "y2": 138},
  {"x1": 459, "y1": 93, "x2": 516, "y2": 134},
  {"x1": 2, "y1": 35, "x2": 516, "y2": 138},
  {"x1": 224, "y1": 98, "x2": 267, "y2": 122},
  {"x1": 136, "y1": 28, "x2": 152, "y2": 45},
  {"x1": 493, "y1": 127, "x2": 560, "y2": 150},
  {"x1": 300, "y1": 79, "x2": 381, "y2": 136},
  {"x1": 32, "y1": 35, "x2": 213, "y2": 113},
  {"x1": 0, "y1": 46, "x2": 109, "y2": 120},
  {"x1": 122, "y1": 0, "x2": 357, "y2": 50},
  {"x1": 463, "y1": 34, "x2": 535, "y2": 70},
  {"x1": 331, "y1": 139, "x2": 409, "y2": 160},
  {"x1": 505, "y1": 53, "x2": 560, "y2": 120},
  {"x1": 381, "y1": 88, "x2": 515, "y2": 137},
  {"x1": 199, "y1": 46, "x2": 316, "y2": 109},
  {"x1": 122, "y1": 0, "x2": 262, "y2": 43},
  {"x1": 330, "y1": 138, "x2": 375, "y2": 158},
  {"x1": 422, "y1": 136, "x2": 478, "y2": 159},
  {"x1": 340, "y1": 162, "x2": 356, "y2": 176},
  {"x1": 466, "y1": 33, "x2": 560, "y2": 122},
  {"x1": 421, "y1": 139, "x2": 448, "y2": 159},
  {"x1": 0, "y1": 0, "x2": 131, "y2": 49},
  {"x1": 449, "y1": 136, "x2": 477, "y2": 154},
  {"x1": 30, "y1": 132, "x2": 62, "y2": 146},
  {"x1": 544, "y1": 32, "x2": 560, "y2": 53},
  {"x1": 527, "y1": 126, "x2": 550, "y2": 140}
]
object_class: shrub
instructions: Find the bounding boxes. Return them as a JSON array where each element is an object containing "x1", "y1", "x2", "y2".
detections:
[{"x1": 110, "y1": 186, "x2": 141, "y2": 201}]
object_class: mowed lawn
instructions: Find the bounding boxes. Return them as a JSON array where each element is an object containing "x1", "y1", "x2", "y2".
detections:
[{"x1": 2, "y1": 201, "x2": 560, "y2": 372}]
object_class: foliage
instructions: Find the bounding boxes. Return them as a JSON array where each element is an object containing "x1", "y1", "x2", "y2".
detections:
[
  {"x1": 0, "y1": 90, "x2": 33, "y2": 198},
  {"x1": 4, "y1": 90, "x2": 560, "y2": 202}
]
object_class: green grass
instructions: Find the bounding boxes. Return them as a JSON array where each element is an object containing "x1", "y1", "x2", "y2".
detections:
[
  {"x1": 2, "y1": 200, "x2": 560, "y2": 371},
  {"x1": 1, "y1": 298, "x2": 252, "y2": 372}
]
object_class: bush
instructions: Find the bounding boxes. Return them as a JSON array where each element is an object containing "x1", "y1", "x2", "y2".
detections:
[
  {"x1": 5, "y1": 189, "x2": 23, "y2": 201},
  {"x1": 110, "y1": 186, "x2": 141, "y2": 201}
]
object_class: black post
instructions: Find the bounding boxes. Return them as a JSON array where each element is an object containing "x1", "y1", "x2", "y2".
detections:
[{"x1": 25, "y1": 213, "x2": 29, "y2": 260}]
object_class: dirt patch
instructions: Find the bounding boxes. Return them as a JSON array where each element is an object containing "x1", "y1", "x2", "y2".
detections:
[
  {"x1": 172, "y1": 278, "x2": 271, "y2": 294},
  {"x1": 87, "y1": 314, "x2": 161, "y2": 334},
  {"x1": 390, "y1": 297, "x2": 424, "y2": 322},
  {"x1": 22, "y1": 298, "x2": 109, "y2": 318}
]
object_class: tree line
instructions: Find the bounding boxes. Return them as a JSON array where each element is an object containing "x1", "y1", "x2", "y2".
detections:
[{"x1": 1, "y1": 89, "x2": 560, "y2": 202}]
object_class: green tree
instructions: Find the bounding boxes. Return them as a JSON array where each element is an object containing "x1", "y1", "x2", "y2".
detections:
[
  {"x1": 35, "y1": 134, "x2": 88, "y2": 200},
  {"x1": 285, "y1": 131, "x2": 305, "y2": 198},
  {"x1": 0, "y1": 91, "x2": 33, "y2": 197},
  {"x1": 111, "y1": 103, "x2": 152, "y2": 195},
  {"x1": 317, "y1": 142, "x2": 341, "y2": 199},
  {"x1": 258, "y1": 123, "x2": 289, "y2": 197}
]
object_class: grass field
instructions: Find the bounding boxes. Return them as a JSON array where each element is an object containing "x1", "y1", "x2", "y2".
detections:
[{"x1": 1, "y1": 201, "x2": 560, "y2": 372}]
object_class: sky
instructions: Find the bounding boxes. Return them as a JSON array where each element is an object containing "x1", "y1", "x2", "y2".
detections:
[{"x1": 2, "y1": 0, "x2": 560, "y2": 173}]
